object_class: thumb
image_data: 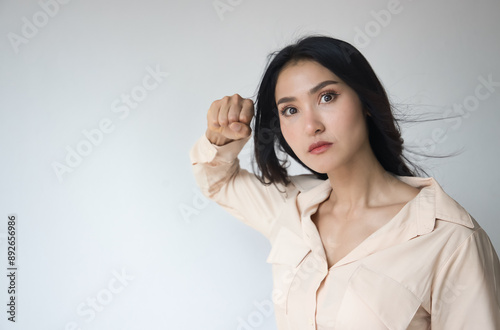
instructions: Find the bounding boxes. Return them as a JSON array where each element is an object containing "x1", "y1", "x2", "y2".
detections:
[{"x1": 229, "y1": 122, "x2": 251, "y2": 138}]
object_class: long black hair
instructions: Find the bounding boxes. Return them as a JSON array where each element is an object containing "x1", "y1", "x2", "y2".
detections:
[{"x1": 252, "y1": 35, "x2": 421, "y2": 187}]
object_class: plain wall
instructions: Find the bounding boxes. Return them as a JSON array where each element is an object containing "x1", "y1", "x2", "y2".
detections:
[{"x1": 0, "y1": 0, "x2": 499, "y2": 329}]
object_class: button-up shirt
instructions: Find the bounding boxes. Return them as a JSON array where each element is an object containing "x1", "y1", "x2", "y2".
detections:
[{"x1": 189, "y1": 134, "x2": 500, "y2": 329}]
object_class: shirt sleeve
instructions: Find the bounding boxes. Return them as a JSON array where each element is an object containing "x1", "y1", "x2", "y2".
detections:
[
  {"x1": 431, "y1": 227, "x2": 500, "y2": 329},
  {"x1": 189, "y1": 133, "x2": 290, "y2": 239}
]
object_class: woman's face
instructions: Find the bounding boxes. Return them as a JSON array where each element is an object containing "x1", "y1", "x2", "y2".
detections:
[{"x1": 275, "y1": 59, "x2": 371, "y2": 175}]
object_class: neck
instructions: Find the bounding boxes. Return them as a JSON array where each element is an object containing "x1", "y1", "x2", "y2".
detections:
[{"x1": 326, "y1": 145, "x2": 398, "y2": 211}]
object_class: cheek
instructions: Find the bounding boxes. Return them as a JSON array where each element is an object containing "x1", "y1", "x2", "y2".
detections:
[
  {"x1": 278, "y1": 119, "x2": 287, "y2": 138},
  {"x1": 337, "y1": 101, "x2": 367, "y2": 139},
  {"x1": 279, "y1": 121, "x2": 299, "y2": 150}
]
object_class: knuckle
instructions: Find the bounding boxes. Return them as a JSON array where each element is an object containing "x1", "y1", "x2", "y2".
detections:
[
  {"x1": 218, "y1": 115, "x2": 228, "y2": 125},
  {"x1": 209, "y1": 118, "x2": 219, "y2": 127},
  {"x1": 230, "y1": 97, "x2": 241, "y2": 106},
  {"x1": 243, "y1": 98, "x2": 254, "y2": 106}
]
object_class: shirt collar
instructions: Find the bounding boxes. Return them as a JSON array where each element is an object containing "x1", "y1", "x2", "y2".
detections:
[
  {"x1": 397, "y1": 176, "x2": 474, "y2": 231},
  {"x1": 294, "y1": 175, "x2": 474, "y2": 236}
]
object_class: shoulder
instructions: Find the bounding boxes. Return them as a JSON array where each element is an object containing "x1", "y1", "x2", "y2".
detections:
[
  {"x1": 397, "y1": 175, "x2": 476, "y2": 231},
  {"x1": 422, "y1": 177, "x2": 493, "y2": 251}
]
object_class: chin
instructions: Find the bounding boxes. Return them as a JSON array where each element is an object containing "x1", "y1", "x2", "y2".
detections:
[
  {"x1": 302, "y1": 163, "x2": 331, "y2": 175},
  {"x1": 295, "y1": 152, "x2": 335, "y2": 174}
]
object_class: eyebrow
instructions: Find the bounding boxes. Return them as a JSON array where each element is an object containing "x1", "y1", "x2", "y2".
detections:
[{"x1": 276, "y1": 80, "x2": 339, "y2": 106}]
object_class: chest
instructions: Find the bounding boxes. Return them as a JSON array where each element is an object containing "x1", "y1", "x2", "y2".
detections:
[{"x1": 311, "y1": 203, "x2": 405, "y2": 268}]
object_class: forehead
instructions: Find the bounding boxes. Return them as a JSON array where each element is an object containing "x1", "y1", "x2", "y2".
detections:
[
  {"x1": 275, "y1": 60, "x2": 341, "y2": 94},
  {"x1": 279, "y1": 59, "x2": 334, "y2": 76}
]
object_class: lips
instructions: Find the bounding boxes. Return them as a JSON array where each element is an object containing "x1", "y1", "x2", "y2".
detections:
[{"x1": 308, "y1": 141, "x2": 333, "y2": 153}]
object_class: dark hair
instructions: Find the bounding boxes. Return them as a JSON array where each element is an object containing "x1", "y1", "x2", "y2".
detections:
[{"x1": 252, "y1": 35, "x2": 422, "y2": 187}]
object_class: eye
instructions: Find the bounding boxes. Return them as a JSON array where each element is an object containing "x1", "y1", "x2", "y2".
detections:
[
  {"x1": 280, "y1": 107, "x2": 297, "y2": 117},
  {"x1": 320, "y1": 91, "x2": 339, "y2": 103}
]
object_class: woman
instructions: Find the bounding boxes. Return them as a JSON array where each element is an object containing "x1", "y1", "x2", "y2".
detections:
[{"x1": 190, "y1": 36, "x2": 500, "y2": 329}]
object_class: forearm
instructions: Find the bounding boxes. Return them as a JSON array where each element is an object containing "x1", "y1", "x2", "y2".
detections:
[{"x1": 189, "y1": 133, "x2": 284, "y2": 239}]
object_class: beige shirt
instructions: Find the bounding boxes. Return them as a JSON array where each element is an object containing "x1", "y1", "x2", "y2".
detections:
[{"x1": 190, "y1": 134, "x2": 500, "y2": 330}]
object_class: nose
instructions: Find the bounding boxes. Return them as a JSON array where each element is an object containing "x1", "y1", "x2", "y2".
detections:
[{"x1": 304, "y1": 108, "x2": 325, "y2": 135}]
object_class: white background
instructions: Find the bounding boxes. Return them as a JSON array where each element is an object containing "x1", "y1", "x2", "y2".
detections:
[{"x1": 0, "y1": 0, "x2": 499, "y2": 329}]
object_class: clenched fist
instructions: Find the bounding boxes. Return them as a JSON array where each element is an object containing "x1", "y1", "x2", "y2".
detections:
[{"x1": 205, "y1": 94, "x2": 254, "y2": 146}]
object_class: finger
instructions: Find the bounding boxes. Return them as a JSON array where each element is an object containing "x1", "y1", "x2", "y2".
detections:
[
  {"x1": 207, "y1": 99, "x2": 222, "y2": 131},
  {"x1": 218, "y1": 96, "x2": 231, "y2": 128},
  {"x1": 227, "y1": 99, "x2": 243, "y2": 125},
  {"x1": 239, "y1": 98, "x2": 254, "y2": 125}
]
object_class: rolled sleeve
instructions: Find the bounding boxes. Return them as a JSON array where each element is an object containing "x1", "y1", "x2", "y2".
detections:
[
  {"x1": 189, "y1": 134, "x2": 290, "y2": 239},
  {"x1": 189, "y1": 133, "x2": 249, "y2": 166}
]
